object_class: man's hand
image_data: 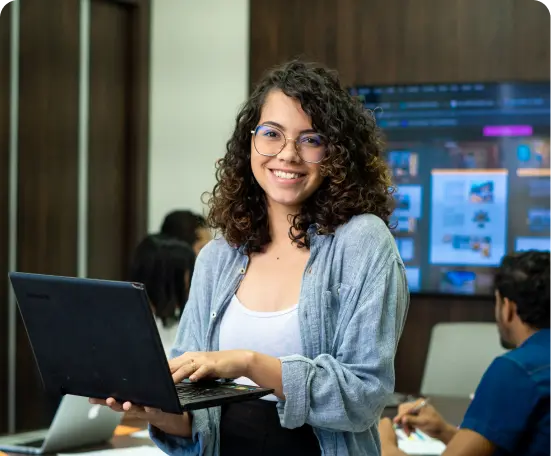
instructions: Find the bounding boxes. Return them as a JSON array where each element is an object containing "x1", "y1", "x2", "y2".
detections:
[
  {"x1": 379, "y1": 417, "x2": 398, "y2": 447},
  {"x1": 378, "y1": 418, "x2": 407, "y2": 456},
  {"x1": 393, "y1": 400, "x2": 457, "y2": 444}
]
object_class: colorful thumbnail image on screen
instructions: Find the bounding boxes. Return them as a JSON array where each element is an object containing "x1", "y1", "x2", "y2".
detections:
[
  {"x1": 351, "y1": 81, "x2": 550, "y2": 295},
  {"x1": 388, "y1": 151, "x2": 418, "y2": 178},
  {"x1": 442, "y1": 234, "x2": 492, "y2": 259},
  {"x1": 516, "y1": 140, "x2": 549, "y2": 169},
  {"x1": 469, "y1": 181, "x2": 494, "y2": 203},
  {"x1": 527, "y1": 208, "x2": 550, "y2": 233}
]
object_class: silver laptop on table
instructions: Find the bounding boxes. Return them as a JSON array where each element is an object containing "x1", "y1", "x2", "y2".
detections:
[{"x1": 0, "y1": 395, "x2": 122, "y2": 454}]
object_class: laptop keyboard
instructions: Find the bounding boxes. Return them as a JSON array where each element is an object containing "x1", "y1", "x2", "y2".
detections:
[
  {"x1": 19, "y1": 439, "x2": 44, "y2": 448},
  {"x1": 175, "y1": 383, "x2": 235, "y2": 401}
]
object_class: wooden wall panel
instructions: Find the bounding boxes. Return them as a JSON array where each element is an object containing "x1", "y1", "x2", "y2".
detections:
[
  {"x1": 250, "y1": 0, "x2": 549, "y2": 87},
  {"x1": 250, "y1": 0, "x2": 549, "y2": 392},
  {"x1": 88, "y1": 0, "x2": 150, "y2": 281},
  {"x1": 125, "y1": 0, "x2": 150, "y2": 255},
  {"x1": 88, "y1": 0, "x2": 132, "y2": 280},
  {"x1": 0, "y1": 1, "x2": 12, "y2": 435},
  {"x1": 16, "y1": 0, "x2": 80, "y2": 431}
]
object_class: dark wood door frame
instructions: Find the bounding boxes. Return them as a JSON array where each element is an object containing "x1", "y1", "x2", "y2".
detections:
[
  {"x1": 103, "y1": 0, "x2": 151, "y2": 251},
  {"x1": 125, "y1": 0, "x2": 150, "y2": 251},
  {"x1": 93, "y1": 0, "x2": 150, "y2": 252},
  {"x1": 0, "y1": 1, "x2": 12, "y2": 436},
  {"x1": 16, "y1": 0, "x2": 81, "y2": 431},
  {"x1": 87, "y1": 0, "x2": 151, "y2": 281}
]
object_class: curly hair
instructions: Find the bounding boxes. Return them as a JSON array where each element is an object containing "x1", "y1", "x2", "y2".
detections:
[
  {"x1": 495, "y1": 250, "x2": 550, "y2": 330},
  {"x1": 205, "y1": 60, "x2": 395, "y2": 252}
]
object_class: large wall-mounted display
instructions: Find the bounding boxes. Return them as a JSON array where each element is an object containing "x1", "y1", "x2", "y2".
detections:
[{"x1": 350, "y1": 82, "x2": 550, "y2": 295}]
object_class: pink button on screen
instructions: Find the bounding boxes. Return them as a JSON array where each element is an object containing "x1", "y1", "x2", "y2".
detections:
[{"x1": 483, "y1": 125, "x2": 533, "y2": 137}]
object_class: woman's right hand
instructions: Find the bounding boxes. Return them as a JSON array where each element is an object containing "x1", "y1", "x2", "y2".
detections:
[{"x1": 89, "y1": 397, "x2": 192, "y2": 438}]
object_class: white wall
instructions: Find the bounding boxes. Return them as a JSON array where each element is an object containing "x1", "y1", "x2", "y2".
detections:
[{"x1": 148, "y1": 0, "x2": 249, "y2": 232}]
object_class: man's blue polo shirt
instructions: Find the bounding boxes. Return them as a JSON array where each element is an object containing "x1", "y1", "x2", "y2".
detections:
[{"x1": 461, "y1": 329, "x2": 550, "y2": 456}]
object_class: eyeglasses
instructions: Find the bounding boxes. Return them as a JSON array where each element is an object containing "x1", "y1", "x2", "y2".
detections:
[{"x1": 250, "y1": 124, "x2": 327, "y2": 164}]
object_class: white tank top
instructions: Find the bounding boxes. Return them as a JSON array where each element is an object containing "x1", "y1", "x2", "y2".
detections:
[{"x1": 218, "y1": 295, "x2": 302, "y2": 401}]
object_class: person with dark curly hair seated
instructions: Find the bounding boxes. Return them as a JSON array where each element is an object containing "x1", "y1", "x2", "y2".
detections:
[
  {"x1": 380, "y1": 250, "x2": 550, "y2": 456},
  {"x1": 95, "y1": 60, "x2": 410, "y2": 455},
  {"x1": 129, "y1": 233, "x2": 196, "y2": 355}
]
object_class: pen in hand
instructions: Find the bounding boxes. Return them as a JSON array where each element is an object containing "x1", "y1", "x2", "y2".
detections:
[
  {"x1": 408, "y1": 398, "x2": 430, "y2": 414},
  {"x1": 393, "y1": 397, "x2": 430, "y2": 436}
]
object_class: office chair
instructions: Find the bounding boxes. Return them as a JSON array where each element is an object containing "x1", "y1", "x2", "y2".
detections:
[{"x1": 420, "y1": 322, "x2": 507, "y2": 398}]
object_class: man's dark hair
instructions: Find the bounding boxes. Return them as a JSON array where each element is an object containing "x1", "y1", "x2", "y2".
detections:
[
  {"x1": 160, "y1": 210, "x2": 206, "y2": 247},
  {"x1": 129, "y1": 234, "x2": 195, "y2": 327},
  {"x1": 495, "y1": 250, "x2": 550, "y2": 329}
]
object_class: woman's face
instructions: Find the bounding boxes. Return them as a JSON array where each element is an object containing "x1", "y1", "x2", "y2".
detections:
[{"x1": 250, "y1": 90, "x2": 324, "y2": 212}]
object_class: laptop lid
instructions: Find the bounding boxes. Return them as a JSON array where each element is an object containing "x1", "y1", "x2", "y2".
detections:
[
  {"x1": 43, "y1": 395, "x2": 122, "y2": 453},
  {"x1": 0, "y1": 395, "x2": 122, "y2": 454},
  {"x1": 9, "y1": 272, "x2": 183, "y2": 414}
]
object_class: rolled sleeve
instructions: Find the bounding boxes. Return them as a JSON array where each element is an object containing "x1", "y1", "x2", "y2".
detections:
[
  {"x1": 277, "y1": 257, "x2": 409, "y2": 433},
  {"x1": 149, "y1": 409, "x2": 211, "y2": 456},
  {"x1": 277, "y1": 355, "x2": 316, "y2": 428}
]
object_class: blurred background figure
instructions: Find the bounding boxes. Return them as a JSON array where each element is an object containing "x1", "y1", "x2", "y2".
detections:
[
  {"x1": 160, "y1": 210, "x2": 212, "y2": 255},
  {"x1": 129, "y1": 234, "x2": 195, "y2": 355}
]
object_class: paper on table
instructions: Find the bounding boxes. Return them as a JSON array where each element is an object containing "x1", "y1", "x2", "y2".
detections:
[
  {"x1": 131, "y1": 429, "x2": 152, "y2": 439},
  {"x1": 398, "y1": 439, "x2": 446, "y2": 455},
  {"x1": 396, "y1": 428, "x2": 446, "y2": 455},
  {"x1": 59, "y1": 446, "x2": 164, "y2": 456}
]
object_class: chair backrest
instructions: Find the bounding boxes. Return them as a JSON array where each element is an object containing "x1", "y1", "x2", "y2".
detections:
[{"x1": 420, "y1": 322, "x2": 507, "y2": 397}]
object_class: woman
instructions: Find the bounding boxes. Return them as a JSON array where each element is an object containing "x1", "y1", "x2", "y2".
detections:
[
  {"x1": 93, "y1": 60, "x2": 409, "y2": 455},
  {"x1": 129, "y1": 233, "x2": 195, "y2": 355}
]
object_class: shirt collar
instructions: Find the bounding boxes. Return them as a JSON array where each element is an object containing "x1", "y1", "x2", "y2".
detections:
[{"x1": 521, "y1": 328, "x2": 550, "y2": 348}]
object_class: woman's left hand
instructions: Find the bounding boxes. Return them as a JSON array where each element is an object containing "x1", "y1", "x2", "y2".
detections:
[{"x1": 169, "y1": 350, "x2": 254, "y2": 383}]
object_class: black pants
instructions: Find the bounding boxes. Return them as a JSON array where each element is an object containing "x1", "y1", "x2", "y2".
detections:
[{"x1": 219, "y1": 399, "x2": 321, "y2": 455}]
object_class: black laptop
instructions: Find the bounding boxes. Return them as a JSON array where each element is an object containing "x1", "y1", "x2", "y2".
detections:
[{"x1": 9, "y1": 272, "x2": 274, "y2": 414}]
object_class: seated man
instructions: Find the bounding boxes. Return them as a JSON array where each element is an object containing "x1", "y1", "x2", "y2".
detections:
[{"x1": 380, "y1": 250, "x2": 550, "y2": 456}]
